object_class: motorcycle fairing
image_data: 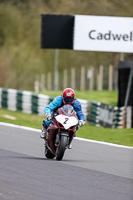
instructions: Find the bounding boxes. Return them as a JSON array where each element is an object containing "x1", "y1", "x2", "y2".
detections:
[{"x1": 55, "y1": 114, "x2": 78, "y2": 130}]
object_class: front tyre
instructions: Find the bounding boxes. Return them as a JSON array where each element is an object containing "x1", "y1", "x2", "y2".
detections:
[
  {"x1": 56, "y1": 135, "x2": 68, "y2": 161},
  {"x1": 45, "y1": 146, "x2": 55, "y2": 159}
]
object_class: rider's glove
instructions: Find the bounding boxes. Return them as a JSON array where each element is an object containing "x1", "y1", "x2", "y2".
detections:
[
  {"x1": 79, "y1": 120, "x2": 85, "y2": 127},
  {"x1": 45, "y1": 113, "x2": 52, "y2": 121}
]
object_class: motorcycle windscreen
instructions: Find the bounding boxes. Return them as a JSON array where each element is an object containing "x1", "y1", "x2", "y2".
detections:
[
  {"x1": 55, "y1": 115, "x2": 78, "y2": 129},
  {"x1": 61, "y1": 105, "x2": 74, "y2": 116}
]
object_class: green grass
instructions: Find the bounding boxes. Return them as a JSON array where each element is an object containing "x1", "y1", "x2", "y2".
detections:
[
  {"x1": 0, "y1": 108, "x2": 44, "y2": 129},
  {"x1": 77, "y1": 125, "x2": 133, "y2": 147},
  {"x1": 0, "y1": 108, "x2": 133, "y2": 147},
  {"x1": 39, "y1": 90, "x2": 118, "y2": 106}
]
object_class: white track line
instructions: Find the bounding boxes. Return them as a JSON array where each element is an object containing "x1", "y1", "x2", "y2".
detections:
[{"x1": 0, "y1": 122, "x2": 133, "y2": 149}]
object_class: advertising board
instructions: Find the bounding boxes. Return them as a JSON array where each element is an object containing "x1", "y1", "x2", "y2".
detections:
[{"x1": 74, "y1": 15, "x2": 133, "y2": 53}]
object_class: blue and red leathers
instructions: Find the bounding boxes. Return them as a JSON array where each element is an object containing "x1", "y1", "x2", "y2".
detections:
[{"x1": 43, "y1": 96, "x2": 85, "y2": 128}]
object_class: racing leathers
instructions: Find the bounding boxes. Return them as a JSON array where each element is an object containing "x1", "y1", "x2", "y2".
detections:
[{"x1": 43, "y1": 95, "x2": 85, "y2": 128}]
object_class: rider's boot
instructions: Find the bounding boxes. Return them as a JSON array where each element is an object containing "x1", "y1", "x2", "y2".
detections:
[
  {"x1": 40, "y1": 121, "x2": 47, "y2": 139},
  {"x1": 40, "y1": 126, "x2": 47, "y2": 139},
  {"x1": 68, "y1": 142, "x2": 72, "y2": 149},
  {"x1": 68, "y1": 132, "x2": 76, "y2": 149},
  {"x1": 68, "y1": 144, "x2": 72, "y2": 149}
]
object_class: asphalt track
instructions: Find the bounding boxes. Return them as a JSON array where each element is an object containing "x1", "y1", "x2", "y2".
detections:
[{"x1": 0, "y1": 123, "x2": 133, "y2": 200}]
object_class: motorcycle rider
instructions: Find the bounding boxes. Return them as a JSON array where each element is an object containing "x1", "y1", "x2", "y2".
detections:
[{"x1": 40, "y1": 88, "x2": 86, "y2": 140}]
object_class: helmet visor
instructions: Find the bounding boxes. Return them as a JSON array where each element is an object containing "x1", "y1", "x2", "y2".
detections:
[{"x1": 63, "y1": 96, "x2": 74, "y2": 104}]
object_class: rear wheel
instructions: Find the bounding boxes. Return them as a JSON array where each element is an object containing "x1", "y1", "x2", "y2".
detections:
[
  {"x1": 45, "y1": 146, "x2": 55, "y2": 159},
  {"x1": 56, "y1": 135, "x2": 68, "y2": 161}
]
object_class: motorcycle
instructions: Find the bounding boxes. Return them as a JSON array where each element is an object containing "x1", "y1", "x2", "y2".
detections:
[{"x1": 44, "y1": 105, "x2": 79, "y2": 161}]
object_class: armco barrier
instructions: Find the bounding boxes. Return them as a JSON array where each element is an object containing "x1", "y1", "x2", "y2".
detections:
[
  {"x1": 0, "y1": 88, "x2": 89, "y2": 118},
  {"x1": 0, "y1": 88, "x2": 51, "y2": 116},
  {"x1": 88, "y1": 101, "x2": 132, "y2": 128},
  {"x1": 0, "y1": 88, "x2": 132, "y2": 128}
]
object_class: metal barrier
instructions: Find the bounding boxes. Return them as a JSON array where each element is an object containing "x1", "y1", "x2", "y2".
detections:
[
  {"x1": 88, "y1": 101, "x2": 132, "y2": 128},
  {"x1": 0, "y1": 88, "x2": 132, "y2": 128},
  {"x1": 0, "y1": 88, "x2": 89, "y2": 118}
]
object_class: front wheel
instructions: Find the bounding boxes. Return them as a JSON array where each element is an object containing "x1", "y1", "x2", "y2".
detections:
[{"x1": 56, "y1": 135, "x2": 68, "y2": 161}]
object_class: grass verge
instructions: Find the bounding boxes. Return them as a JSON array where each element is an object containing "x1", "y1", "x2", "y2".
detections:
[{"x1": 0, "y1": 108, "x2": 133, "y2": 147}]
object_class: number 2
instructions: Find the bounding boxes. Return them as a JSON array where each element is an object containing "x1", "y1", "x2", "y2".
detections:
[{"x1": 63, "y1": 118, "x2": 69, "y2": 124}]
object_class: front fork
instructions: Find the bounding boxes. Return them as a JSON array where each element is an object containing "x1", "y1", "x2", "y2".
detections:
[{"x1": 55, "y1": 132, "x2": 69, "y2": 148}]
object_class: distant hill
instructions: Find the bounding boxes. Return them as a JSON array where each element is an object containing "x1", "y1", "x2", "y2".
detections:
[{"x1": 0, "y1": 0, "x2": 133, "y2": 90}]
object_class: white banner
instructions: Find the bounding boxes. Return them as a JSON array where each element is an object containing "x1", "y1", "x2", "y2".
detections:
[{"x1": 73, "y1": 15, "x2": 133, "y2": 53}]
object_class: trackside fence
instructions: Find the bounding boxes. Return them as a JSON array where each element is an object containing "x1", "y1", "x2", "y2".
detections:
[
  {"x1": 0, "y1": 88, "x2": 132, "y2": 129},
  {"x1": 0, "y1": 88, "x2": 88, "y2": 118},
  {"x1": 88, "y1": 101, "x2": 132, "y2": 128}
]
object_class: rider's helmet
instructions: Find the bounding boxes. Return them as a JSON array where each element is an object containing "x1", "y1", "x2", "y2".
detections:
[{"x1": 62, "y1": 88, "x2": 75, "y2": 105}]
